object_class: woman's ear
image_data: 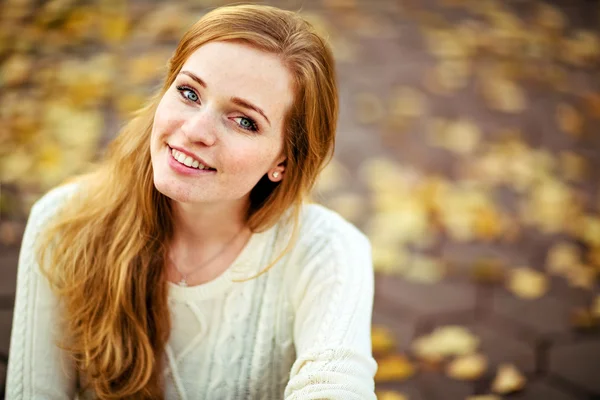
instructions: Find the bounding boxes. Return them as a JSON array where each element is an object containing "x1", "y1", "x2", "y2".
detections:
[{"x1": 268, "y1": 157, "x2": 286, "y2": 182}]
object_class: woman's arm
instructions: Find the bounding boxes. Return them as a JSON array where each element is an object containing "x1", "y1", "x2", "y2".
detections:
[
  {"x1": 284, "y1": 221, "x2": 377, "y2": 400},
  {"x1": 6, "y1": 190, "x2": 78, "y2": 399}
]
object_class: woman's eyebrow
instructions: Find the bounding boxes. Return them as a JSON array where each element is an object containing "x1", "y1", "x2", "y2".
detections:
[
  {"x1": 180, "y1": 70, "x2": 207, "y2": 88},
  {"x1": 230, "y1": 97, "x2": 270, "y2": 126},
  {"x1": 179, "y1": 70, "x2": 271, "y2": 126}
]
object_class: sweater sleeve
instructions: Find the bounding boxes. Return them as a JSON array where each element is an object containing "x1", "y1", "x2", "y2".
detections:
[
  {"x1": 6, "y1": 188, "x2": 78, "y2": 399},
  {"x1": 284, "y1": 220, "x2": 378, "y2": 400}
]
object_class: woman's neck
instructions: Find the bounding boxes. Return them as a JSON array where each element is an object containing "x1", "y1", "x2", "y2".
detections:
[{"x1": 170, "y1": 198, "x2": 249, "y2": 249}]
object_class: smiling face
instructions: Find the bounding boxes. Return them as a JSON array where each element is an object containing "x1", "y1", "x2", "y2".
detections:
[{"x1": 150, "y1": 40, "x2": 294, "y2": 207}]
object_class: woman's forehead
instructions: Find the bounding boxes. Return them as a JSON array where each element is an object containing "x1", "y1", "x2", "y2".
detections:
[{"x1": 180, "y1": 41, "x2": 295, "y2": 121}]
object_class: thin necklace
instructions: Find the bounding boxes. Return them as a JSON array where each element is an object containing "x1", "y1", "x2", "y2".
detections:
[{"x1": 169, "y1": 229, "x2": 245, "y2": 287}]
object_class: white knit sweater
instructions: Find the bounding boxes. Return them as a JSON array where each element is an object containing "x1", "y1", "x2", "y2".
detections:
[{"x1": 6, "y1": 183, "x2": 377, "y2": 400}]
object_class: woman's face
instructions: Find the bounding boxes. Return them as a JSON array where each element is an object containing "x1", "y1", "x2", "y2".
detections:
[{"x1": 150, "y1": 41, "x2": 293, "y2": 206}]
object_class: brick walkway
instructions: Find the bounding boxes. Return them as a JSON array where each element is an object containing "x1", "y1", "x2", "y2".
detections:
[{"x1": 1, "y1": 0, "x2": 599, "y2": 399}]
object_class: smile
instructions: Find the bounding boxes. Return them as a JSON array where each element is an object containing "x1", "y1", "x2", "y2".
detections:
[{"x1": 168, "y1": 146, "x2": 216, "y2": 171}]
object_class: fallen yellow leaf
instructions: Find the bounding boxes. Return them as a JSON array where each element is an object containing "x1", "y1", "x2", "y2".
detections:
[
  {"x1": 491, "y1": 364, "x2": 526, "y2": 394},
  {"x1": 446, "y1": 353, "x2": 488, "y2": 381},
  {"x1": 507, "y1": 267, "x2": 549, "y2": 300},
  {"x1": 556, "y1": 103, "x2": 583, "y2": 137},
  {"x1": 374, "y1": 354, "x2": 416, "y2": 383},
  {"x1": 371, "y1": 325, "x2": 397, "y2": 356},
  {"x1": 376, "y1": 390, "x2": 408, "y2": 400}
]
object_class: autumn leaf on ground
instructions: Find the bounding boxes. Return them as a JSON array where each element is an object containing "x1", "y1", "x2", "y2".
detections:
[
  {"x1": 570, "y1": 307, "x2": 600, "y2": 331},
  {"x1": 565, "y1": 264, "x2": 597, "y2": 290},
  {"x1": 376, "y1": 391, "x2": 408, "y2": 400},
  {"x1": 371, "y1": 242, "x2": 410, "y2": 275},
  {"x1": 446, "y1": 353, "x2": 488, "y2": 381},
  {"x1": 535, "y1": 2, "x2": 566, "y2": 32},
  {"x1": 412, "y1": 325, "x2": 480, "y2": 362},
  {"x1": 1, "y1": 54, "x2": 33, "y2": 86},
  {"x1": 583, "y1": 92, "x2": 600, "y2": 118},
  {"x1": 507, "y1": 267, "x2": 549, "y2": 300},
  {"x1": 403, "y1": 255, "x2": 446, "y2": 284},
  {"x1": 466, "y1": 395, "x2": 502, "y2": 400},
  {"x1": 546, "y1": 241, "x2": 581, "y2": 277},
  {"x1": 371, "y1": 325, "x2": 397, "y2": 356},
  {"x1": 491, "y1": 364, "x2": 526, "y2": 394},
  {"x1": 480, "y1": 75, "x2": 527, "y2": 113},
  {"x1": 556, "y1": 103, "x2": 583, "y2": 137},
  {"x1": 559, "y1": 151, "x2": 588, "y2": 182},
  {"x1": 471, "y1": 258, "x2": 505, "y2": 285},
  {"x1": 374, "y1": 354, "x2": 416, "y2": 383}
]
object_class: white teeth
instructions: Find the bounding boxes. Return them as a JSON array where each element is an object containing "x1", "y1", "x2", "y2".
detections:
[{"x1": 170, "y1": 147, "x2": 213, "y2": 170}]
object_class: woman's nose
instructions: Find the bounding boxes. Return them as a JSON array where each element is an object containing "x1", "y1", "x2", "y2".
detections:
[{"x1": 180, "y1": 108, "x2": 218, "y2": 147}]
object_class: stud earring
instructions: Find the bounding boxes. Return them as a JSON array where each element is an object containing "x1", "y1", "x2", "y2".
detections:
[{"x1": 272, "y1": 171, "x2": 280, "y2": 179}]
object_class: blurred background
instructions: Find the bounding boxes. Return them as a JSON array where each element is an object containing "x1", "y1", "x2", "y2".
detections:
[{"x1": 1, "y1": 0, "x2": 599, "y2": 398}]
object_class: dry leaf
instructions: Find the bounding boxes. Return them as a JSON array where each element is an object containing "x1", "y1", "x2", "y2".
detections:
[
  {"x1": 561, "y1": 30, "x2": 600, "y2": 67},
  {"x1": 546, "y1": 241, "x2": 581, "y2": 276},
  {"x1": 115, "y1": 92, "x2": 147, "y2": 118},
  {"x1": 491, "y1": 364, "x2": 526, "y2": 394},
  {"x1": 584, "y1": 92, "x2": 600, "y2": 118},
  {"x1": 565, "y1": 264, "x2": 597, "y2": 289},
  {"x1": 412, "y1": 325, "x2": 480, "y2": 361},
  {"x1": 0, "y1": 147, "x2": 35, "y2": 183},
  {"x1": 446, "y1": 353, "x2": 488, "y2": 380},
  {"x1": 371, "y1": 243, "x2": 410, "y2": 275},
  {"x1": 133, "y1": 4, "x2": 195, "y2": 41},
  {"x1": 524, "y1": 179, "x2": 575, "y2": 234},
  {"x1": 376, "y1": 391, "x2": 408, "y2": 400},
  {"x1": 507, "y1": 267, "x2": 549, "y2": 300},
  {"x1": 481, "y1": 76, "x2": 527, "y2": 113},
  {"x1": 471, "y1": 258, "x2": 505, "y2": 285},
  {"x1": 579, "y1": 215, "x2": 600, "y2": 247},
  {"x1": 1, "y1": 54, "x2": 33, "y2": 86},
  {"x1": 570, "y1": 308, "x2": 600, "y2": 331},
  {"x1": 100, "y1": 8, "x2": 129, "y2": 45},
  {"x1": 424, "y1": 29, "x2": 470, "y2": 59},
  {"x1": 556, "y1": 103, "x2": 583, "y2": 137},
  {"x1": 559, "y1": 151, "x2": 588, "y2": 182},
  {"x1": 374, "y1": 354, "x2": 416, "y2": 383},
  {"x1": 404, "y1": 255, "x2": 446, "y2": 284},
  {"x1": 443, "y1": 119, "x2": 481, "y2": 155},
  {"x1": 372, "y1": 325, "x2": 397, "y2": 356},
  {"x1": 535, "y1": 3, "x2": 566, "y2": 32}
]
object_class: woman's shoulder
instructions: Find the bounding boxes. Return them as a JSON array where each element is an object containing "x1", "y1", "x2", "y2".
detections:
[
  {"x1": 295, "y1": 202, "x2": 370, "y2": 251},
  {"x1": 28, "y1": 181, "x2": 82, "y2": 222}
]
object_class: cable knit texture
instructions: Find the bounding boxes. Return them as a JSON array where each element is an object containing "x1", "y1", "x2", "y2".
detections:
[{"x1": 6, "y1": 183, "x2": 378, "y2": 400}]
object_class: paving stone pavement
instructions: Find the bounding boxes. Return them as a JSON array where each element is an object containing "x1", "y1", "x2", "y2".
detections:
[{"x1": 1, "y1": 0, "x2": 600, "y2": 399}]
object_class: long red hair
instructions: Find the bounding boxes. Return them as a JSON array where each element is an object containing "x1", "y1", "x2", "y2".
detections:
[{"x1": 37, "y1": 4, "x2": 338, "y2": 398}]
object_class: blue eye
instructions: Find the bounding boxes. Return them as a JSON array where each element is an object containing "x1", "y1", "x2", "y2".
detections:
[
  {"x1": 176, "y1": 86, "x2": 199, "y2": 102},
  {"x1": 234, "y1": 117, "x2": 258, "y2": 132}
]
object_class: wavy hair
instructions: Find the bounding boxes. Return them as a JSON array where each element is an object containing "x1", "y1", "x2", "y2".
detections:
[{"x1": 37, "y1": 4, "x2": 337, "y2": 399}]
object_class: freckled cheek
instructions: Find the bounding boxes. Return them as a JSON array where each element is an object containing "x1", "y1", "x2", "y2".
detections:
[{"x1": 154, "y1": 106, "x2": 183, "y2": 139}]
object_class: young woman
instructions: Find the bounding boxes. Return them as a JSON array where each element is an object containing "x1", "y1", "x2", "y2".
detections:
[{"x1": 6, "y1": 4, "x2": 377, "y2": 399}]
